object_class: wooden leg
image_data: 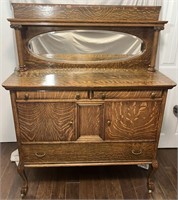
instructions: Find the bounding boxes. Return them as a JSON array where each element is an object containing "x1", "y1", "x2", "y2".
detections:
[
  {"x1": 147, "y1": 160, "x2": 158, "y2": 193},
  {"x1": 17, "y1": 162, "x2": 28, "y2": 198}
]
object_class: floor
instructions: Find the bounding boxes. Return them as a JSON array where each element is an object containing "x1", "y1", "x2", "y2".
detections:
[{"x1": 0, "y1": 143, "x2": 177, "y2": 200}]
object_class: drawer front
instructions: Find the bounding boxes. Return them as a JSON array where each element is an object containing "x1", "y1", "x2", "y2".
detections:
[
  {"x1": 93, "y1": 90, "x2": 162, "y2": 100},
  {"x1": 22, "y1": 142, "x2": 155, "y2": 164},
  {"x1": 16, "y1": 91, "x2": 88, "y2": 100}
]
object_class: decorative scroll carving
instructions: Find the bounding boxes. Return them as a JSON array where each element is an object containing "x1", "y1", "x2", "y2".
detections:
[
  {"x1": 10, "y1": 24, "x2": 22, "y2": 30},
  {"x1": 154, "y1": 26, "x2": 164, "y2": 31}
]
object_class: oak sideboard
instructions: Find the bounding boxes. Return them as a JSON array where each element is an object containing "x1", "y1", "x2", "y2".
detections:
[{"x1": 2, "y1": 3, "x2": 176, "y2": 198}]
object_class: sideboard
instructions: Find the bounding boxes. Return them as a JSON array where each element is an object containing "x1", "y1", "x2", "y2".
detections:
[{"x1": 2, "y1": 3, "x2": 176, "y2": 198}]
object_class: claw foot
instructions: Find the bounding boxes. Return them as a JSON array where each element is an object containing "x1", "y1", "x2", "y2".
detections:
[
  {"x1": 21, "y1": 186, "x2": 28, "y2": 198},
  {"x1": 147, "y1": 160, "x2": 158, "y2": 193},
  {"x1": 17, "y1": 162, "x2": 28, "y2": 198}
]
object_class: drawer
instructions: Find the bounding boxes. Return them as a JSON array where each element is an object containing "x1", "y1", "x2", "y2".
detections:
[
  {"x1": 93, "y1": 90, "x2": 162, "y2": 100},
  {"x1": 22, "y1": 142, "x2": 155, "y2": 164},
  {"x1": 16, "y1": 91, "x2": 88, "y2": 100}
]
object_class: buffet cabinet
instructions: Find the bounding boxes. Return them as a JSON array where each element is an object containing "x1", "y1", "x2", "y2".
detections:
[
  {"x1": 15, "y1": 89, "x2": 163, "y2": 154},
  {"x1": 3, "y1": 3, "x2": 176, "y2": 198}
]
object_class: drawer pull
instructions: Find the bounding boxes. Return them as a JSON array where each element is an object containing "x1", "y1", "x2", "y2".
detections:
[
  {"x1": 35, "y1": 152, "x2": 46, "y2": 158},
  {"x1": 75, "y1": 94, "x2": 80, "y2": 100},
  {"x1": 131, "y1": 149, "x2": 142, "y2": 155},
  {"x1": 102, "y1": 94, "x2": 106, "y2": 100},
  {"x1": 151, "y1": 92, "x2": 156, "y2": 99},
  {"x1": 107, "y1": 120, "x2": 111, "y2": 126},
  {"x1": 24, "y1": 93, "x2": 29, "y2": 100}
]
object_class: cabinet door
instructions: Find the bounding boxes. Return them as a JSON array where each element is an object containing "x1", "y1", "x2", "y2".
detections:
[
  {"x1": 17, "y1": 102, "x2": 76, "y2": 142},
  {"x1": 105, "y1": 101, "x2": 162, "y2": 140},
  {"x1": 77, "y1": 103, "x2": 104, "y2": 140}
]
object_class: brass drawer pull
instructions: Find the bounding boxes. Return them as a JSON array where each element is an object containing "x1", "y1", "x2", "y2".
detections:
[
  {"x1": 75, "y1": 94, "x2": 80, "y2": 100},
  {"x1": 102, "y1": 94, "x2": 106, "y2": 100},
  {"x1": 131, "y1": 149, "x2": 142, "y2": 155},
  {"x1": 24, "y1": 93, "x2": 29, "y2": 100},
  {"x1": 35, "y1": 152, "x2": 46, "y2": 158},
  {"x1": 151, "y1": 92, "x2": 156, "y2": 99}
]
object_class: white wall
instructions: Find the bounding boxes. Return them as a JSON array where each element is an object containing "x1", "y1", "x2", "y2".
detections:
[
  {"x1": 158, "y1": 0, "x2": 178, "y2": 147},
  {"x1": 0, "y1": 0, "x2": 17, "y2": 142}
]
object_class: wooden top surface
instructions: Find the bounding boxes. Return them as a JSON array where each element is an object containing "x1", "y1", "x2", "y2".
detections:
[{"x1": 2, "y1": 68, "x2": 176, "y2": 90}]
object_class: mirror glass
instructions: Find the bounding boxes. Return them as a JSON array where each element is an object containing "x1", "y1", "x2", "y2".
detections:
[{"x1": 28, "y1": 30, "x2": 144, "y2": 63}]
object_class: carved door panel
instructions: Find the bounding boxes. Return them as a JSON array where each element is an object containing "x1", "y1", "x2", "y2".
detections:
[
  {"x1": 17, "y1": 102, "x2": 76, "y2": 142},
  {"x1": 77, "y1": 103, "x2": 104, "y2": 140},
  {"x1": 105, "y1": 101, "x2": 162, "y2": 140}
]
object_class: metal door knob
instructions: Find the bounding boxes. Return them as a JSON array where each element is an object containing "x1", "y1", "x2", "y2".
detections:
[
  {"x1": 107, "y1": 120, "x2": 111, "y2": 126},
  {"x1": 173, "y1": 105, "x2": 178, "y2": 117}
]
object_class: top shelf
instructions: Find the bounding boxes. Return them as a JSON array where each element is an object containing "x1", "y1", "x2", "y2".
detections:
[{"x1": 8, "y1": 18, "x2": 167, "y2": 27}]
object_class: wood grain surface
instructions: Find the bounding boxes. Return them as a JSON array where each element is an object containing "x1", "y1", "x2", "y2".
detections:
[
  {"x1": 21, "y1": 142, "x2": 155, "y2": 164},
  {"x1": 2, "y1": 69, "x2": 176, "y2": 90},
  {"x1": 78, "y1": 103, "x2": 104, "y2": 139},
  {"x1": 12, "y1": 4, "x2": 161, "y2": 21},
  {"x1": 16, "y1": 91, "x2": 88, "y2": 100},
  {"x1": 17, "y1": 102, "x2": 76, "y2": 142},
  {"x1": 93, "y1": 90, "x2": 163, "y2": 99},
  {"x1": 105, "y1": 101, "x2": 161, "y2": 140}
]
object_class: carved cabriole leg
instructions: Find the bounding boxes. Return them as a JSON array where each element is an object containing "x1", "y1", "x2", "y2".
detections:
[
  {"x1": 17, "y1": 162, "x2": 28, "y2": 198},
  {"x1": 147, "y1": 160, "x2": 158, "y2": 193}
]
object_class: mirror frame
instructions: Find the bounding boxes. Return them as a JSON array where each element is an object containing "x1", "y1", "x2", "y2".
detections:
[
  {"x1": 9, "y1": 4, "x2": 167, "y2": 72},
  {"x1": 27, "y1": 30, "x2": 145, "y2": 64}
]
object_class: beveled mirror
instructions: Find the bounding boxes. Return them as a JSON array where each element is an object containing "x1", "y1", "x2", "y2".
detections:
[{"x1": 28, "y1": 30, "x2": 144, "y2": 64}]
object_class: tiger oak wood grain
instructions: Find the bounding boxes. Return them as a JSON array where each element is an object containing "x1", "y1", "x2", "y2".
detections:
[
  {"x1": 2, "y1": 3, "x2": 177, "y2": 198},
  {"x1": 12, "y1": 4, "x2": 161, "y2": 21},
  {"x1": 105, "y1": 101, "x2": 162, "y2": 140},
  {"x1": 17, "y1": 102, "x2": 76, "y2": 142},
  {"x1": 2, "y1": 69, "x2": 176, "y2": 90},
  {"x1": 21, "y1": 142, "x2": 155, "y2": 164},
  {"x1": 16, "y1": 91, "x2": 88, "y2": 100},
  {"x1": 77, "y1": 103, "x2": 104, "y2": 139}
]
